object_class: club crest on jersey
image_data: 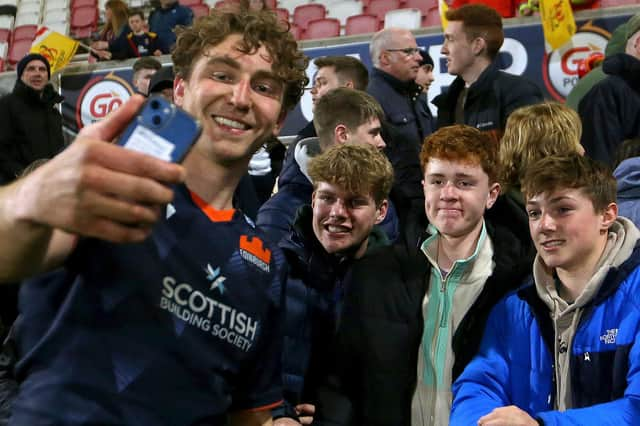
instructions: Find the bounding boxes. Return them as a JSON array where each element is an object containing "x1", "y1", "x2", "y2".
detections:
[
  {"x1": 239, "y1": 235, "x2": 271, "y2": 273},
  {"x1": 205, "y1": 263, "x2": 227, "y2": 294}
]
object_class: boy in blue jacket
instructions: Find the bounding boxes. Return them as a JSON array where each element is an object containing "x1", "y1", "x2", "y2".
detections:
[{"x1": 451, "y1": 154, "x2": 640, "y2": 425}]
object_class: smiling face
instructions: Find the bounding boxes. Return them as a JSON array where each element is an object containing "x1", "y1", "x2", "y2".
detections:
[
  {"x1": 312, "y1": 181, "x2": 387, "y2": 259},
  {"x1": 174, "y1": 33, "x2": 285, "y2": 166},
  {"x1": 21, "y1": 59, "x2": 49, "y2": 92},
  {"x1": 423, "y1": 157, "x2": 499, "y2": 239},
  {"x1": 441, "y1": 21, "x2": 477, "y2": 77},
  {"x1": 526, "y1": 188, "x2": 615, "y2": 274}
]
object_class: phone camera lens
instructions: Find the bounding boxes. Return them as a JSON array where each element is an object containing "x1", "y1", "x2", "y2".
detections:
[
  {"x1": 150, "y1": 100, "x2": 161, "y2": 110},
  {"x1": 152, "y1": 115, "x2": 162, "y2": 126}
]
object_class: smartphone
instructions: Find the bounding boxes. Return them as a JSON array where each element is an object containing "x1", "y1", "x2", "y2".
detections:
[{"x1": 117, "y1": 95, "x2": 202, "y2": 163}]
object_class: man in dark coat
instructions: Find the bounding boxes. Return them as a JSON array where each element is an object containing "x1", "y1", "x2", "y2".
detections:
[
  {"x1": 273, "y1": 143, "x2": 393, "y2": 426},
  {"x1": 434, "y1": 4, "x2": 542, "y2": 141},
  {"x1": 579, "y1": 14, "x2": 640, "y2": 166},
  {"x1": 0, "y1": 53, "x2": 64, "y2": 184},
  {"x1": 367, "y1": 27, "x2": 433, "y2": 155}
]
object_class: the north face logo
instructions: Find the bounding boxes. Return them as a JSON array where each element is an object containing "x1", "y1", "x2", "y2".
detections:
[{"x1": 600, "y1": 328, "x2": 618, "y2": 344}]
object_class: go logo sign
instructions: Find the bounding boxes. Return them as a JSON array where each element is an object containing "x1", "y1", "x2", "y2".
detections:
[{"x1": 76, "y1": 73, "x2": 133, "y2": 129}]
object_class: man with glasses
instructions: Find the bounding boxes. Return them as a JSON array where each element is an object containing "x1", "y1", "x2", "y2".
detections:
[
  {"x1": 434, "y1": 4, "x2": 542, "y2": 141},
  {"x1": 368, "y1": 28, "x2": 434, "y2": 154}
]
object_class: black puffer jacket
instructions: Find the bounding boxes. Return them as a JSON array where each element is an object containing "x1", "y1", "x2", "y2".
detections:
[{"x1": 0, "y1": 80, "x2": 64, "y2": 184}]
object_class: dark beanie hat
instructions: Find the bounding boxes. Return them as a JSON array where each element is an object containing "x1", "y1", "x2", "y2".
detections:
[
  {"x1": 419, "y1": 50, "x2": 434, "y2": 68},
  {"x1": 17, "y1": 53, "x2": 51, "y2": 80}
]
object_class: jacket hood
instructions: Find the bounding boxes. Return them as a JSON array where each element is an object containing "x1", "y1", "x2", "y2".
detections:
[
  {"x1": 602, "y1": 53, "x2": 640, "y2": 93},
  {"x1": 614, "y1": 157, "x2": 640, "y2": 199}
]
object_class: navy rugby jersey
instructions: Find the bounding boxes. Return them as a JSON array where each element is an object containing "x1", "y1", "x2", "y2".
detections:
[{"x1": 11, "y1": 184, "x2": 286, "y2": 425}]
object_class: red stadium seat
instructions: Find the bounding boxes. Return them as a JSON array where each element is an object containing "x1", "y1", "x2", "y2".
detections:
[
  {"x1": 292, "y1": 3, "x2": 325, "y2": 31},
  {"x1": 367, "y1": 0, "x2": 400, "y2": 24},
  {"x1": 345, "y1": 14, "x2": 379, "y2": 35},
  {"x1": 423, "y1": 8, "x2": 441, "y2": 28},
  {"x1": 0, "y1": 28, "x2": 10, "y2": 44},
  {"x1": 403, "y1": 0, "x2": 434, "y2": 19},
  {"x1": 275, "y1": 7, "x2": 289, "y2": 24},
  {"x1": 264, "y1": 0, "x2": 277, "y2": 8},
  {"x1": 70, "y1": 5, "x2": 98, "y2": 38},
  {"x1": 190, "y1": 3, "x2": 209, "y2": 17},
  {"x1": 7, "y1": 37, "x2": 32, "y2": 68},
  {"x1": 302, "y1": 17, "x2": 340, "y2": 40},
  {"x1": 71, "y1": 0, "x2": 96, "y2": 9},
  {"x1": 11, "y1": 24, "x2": 37, "y2": 43},
  {"x1": 289, "y1": 23, "x2": 302, "y2": 40}
]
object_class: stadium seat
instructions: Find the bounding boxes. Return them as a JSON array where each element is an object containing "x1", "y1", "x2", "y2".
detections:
[
  {"x1": 327, "y1": 0, "x2": 363, "y2": 26},
  {"x1": 384, "y1": 8, "x2": 421, "y2": 29},
  {"x1": 70, "y1": 5, "x2": 97, "y2": 38},
  {"x1": 292, "y1": 3, "x2": 325, "y2": 31},
  {"x1": 367, "y1": 0, "x2": 400, "y2": 25},
  {"x1": 403, "y1": 0, "x2": 434, "y2": 20},
  {"x1": 345, "y1": 13, "x2": 378, "y2": 35},
  {"x1": 43, "y1": 21, "x2": 70, "y2": 35},
  {"x1": 275, "y1": 7, "x2": 289, "y2": 24},
  {"x1": 0, "y1": 28, "x2": 8, "y2": 43},
  {"x1": 190, "y1": 3, "x2": 209, "y2": 17},
  {"x1": 16, "y1": 1, "x2": 41, "y2": 16},
  {"x1": 71, "y1": 0, "x2": 96, "y2": 8},
  {"x1": 45, "y1": 0, "x2": 70, "y2": 11},
  {"x1": 8, "y1": 37, "x2": 32, "y2": 68},
  {"x1": 11, "y1": 24, "x2": 36, "y2": 42},
  {"x1": 302, "y1": 17, "x2": 340, "y2": 40},
  {"x1": 278, "y1": 0, "x2": 308, "y2": 14},
  {"x1": 14, "y1": 11, "x2": 39, "y2": 26},
  {"x1": 264, "y1": 0, "x2": 276, "y2": 8},
  {"x1": 0, "y1": 15, "x2": 12, "y2": 31},
  {"x1": 289, "y1": 22, "x2": 301, "y2": 40},
  {"x1": 423, "y1": 8, "x2": 440, "y2": 27},
  {"x1": 43, "y1": 9, "x2": 69, "y2": 24}
]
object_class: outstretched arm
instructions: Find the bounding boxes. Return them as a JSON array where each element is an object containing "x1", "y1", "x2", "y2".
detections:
[{"x1": 0, "y1": 95, "x2": 185, "y2": 282}]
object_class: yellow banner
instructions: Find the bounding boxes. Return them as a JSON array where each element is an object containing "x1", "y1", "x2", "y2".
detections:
[
  {"x1": 30, "y1": 27, "x2": 79, "y2": 74},
  {"x1": 539, "y1": 0, "x2": 576, "y2": 50},
  {"x1": 439, "y1": 0, "x2": 449, "y2": 31}
]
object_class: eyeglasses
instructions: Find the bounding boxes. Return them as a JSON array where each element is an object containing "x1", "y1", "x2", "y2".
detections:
[{"x1": 386, "y1": 47, "x2": 422, "y2": 56}]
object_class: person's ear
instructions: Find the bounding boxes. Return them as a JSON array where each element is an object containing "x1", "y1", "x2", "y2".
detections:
[
  {"x1": 600, "y1": 202, "x2": 618, "y2": 232},
  {"x1": 173, "y1": 76, "x2": 185, "y2": 107},
  {"x1": 334, "y1": 124, "x2": 349, "y2": 144},
  {"x1": 375, "y1": 199, "x2": 389, "y2": 224},
  {"x1": 472, "y1": 37, "x2": 486, "y2": 56},
  {"x1": 485, "y1": 182, "x2": 501, "y2": 210}
]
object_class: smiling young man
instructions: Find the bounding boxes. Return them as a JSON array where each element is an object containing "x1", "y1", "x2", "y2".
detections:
[
  {"x1": 0, "y1": 53, "x2": 64, "y2": 184},
  {"x1": 275, "y1": 143, "x2": 393, "y2": 425},
  {"x1": 0, "y1": 10, "x2": 308, "y2": 426},
  {"x1": 316, "y1": 125, "x2": 534, "y2": 426},
  {"x1": 433, "y1": 4, "x2": 542, "y2": 138},
  {"x1": 451, "y1": 154, "x2": 640, "y2": 426}
]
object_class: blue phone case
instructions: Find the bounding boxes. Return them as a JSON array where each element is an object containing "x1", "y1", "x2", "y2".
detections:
[{"x1": 118, "y1": 95, "x2": 202, "y2": 163}]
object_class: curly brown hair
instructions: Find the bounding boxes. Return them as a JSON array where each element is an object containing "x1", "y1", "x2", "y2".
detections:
[
  {"x1": 172, "y1": 9, "x2": 309, "y2": 113},
  {"x1": 308, "y1": 143, "x2": 394, "y2": 207},
  {"x1": 420, "y1": 125, "x2": 499, "y2": 183}
]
